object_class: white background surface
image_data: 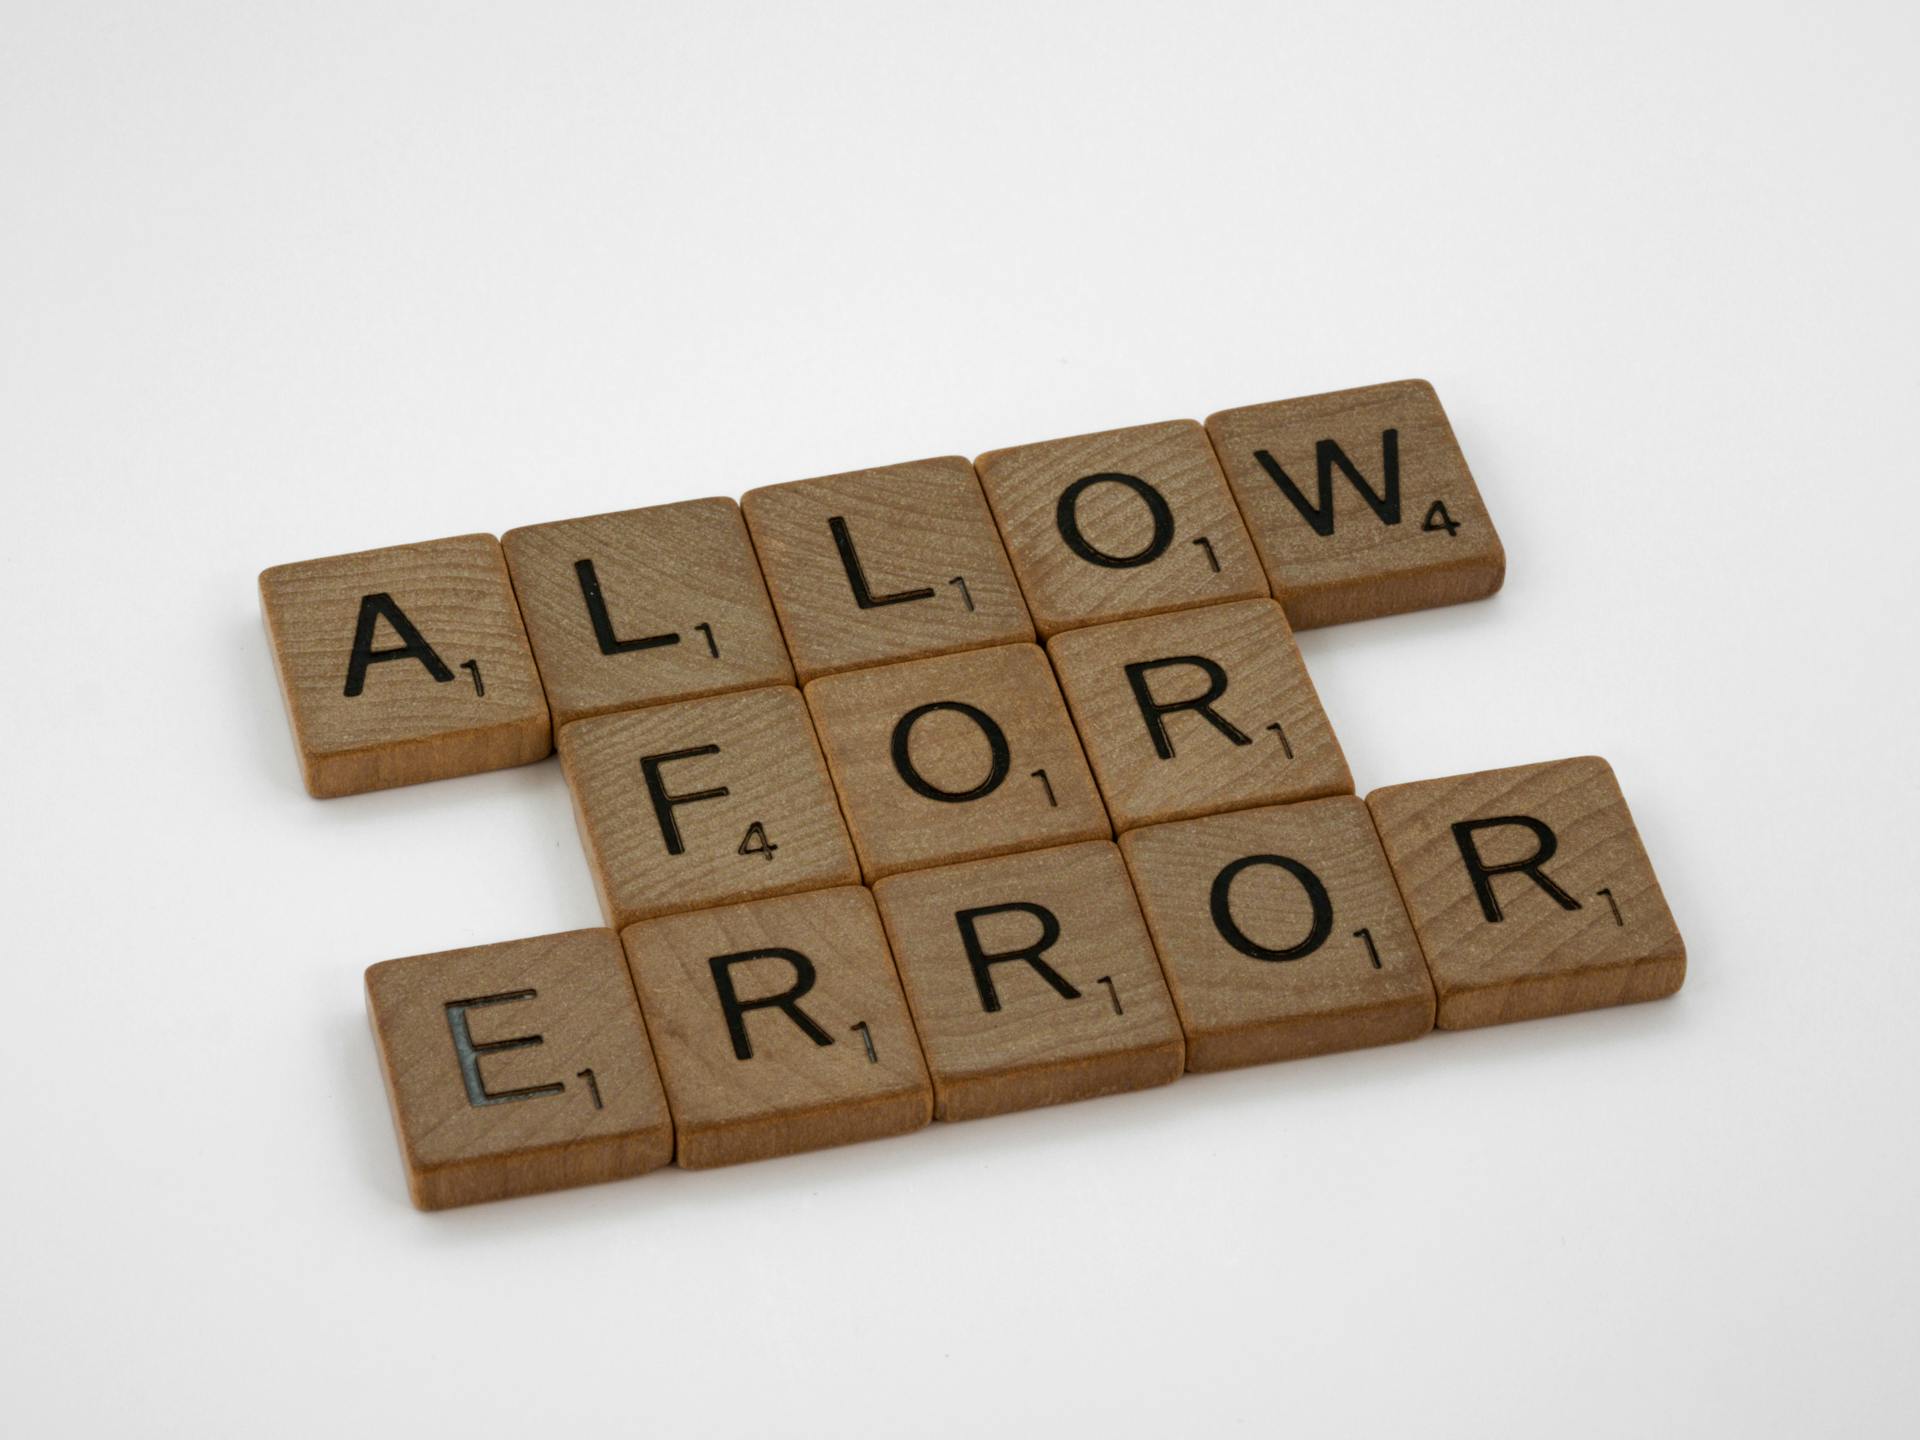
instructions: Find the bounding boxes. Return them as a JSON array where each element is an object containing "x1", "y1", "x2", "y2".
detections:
[{"x1": 4, "y1": 3, "x2": 1917, "y2": 1435}]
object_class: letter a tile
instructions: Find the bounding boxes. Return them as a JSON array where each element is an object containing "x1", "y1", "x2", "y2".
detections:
[
  {"x1": 1049, "y1": 598, "x2": 1352, "y2": 831},
  {"x1": 365, "y1": 928, "x2": 673, "y2": 1209},
  {"x1": 260, "y1": 534, "x2": 550, "y2": 796},
  {"x1": 873, "y1": 841, "x2": 1183, "y2": 1120},
  {"x1": 742, "y1": 456, "x2": 1033, "y2": 681},
  {"x1": 502, "y1": 498, "x2": 793, "y2": 728},
  {"x1": 559, "y1": 687, "x2": 859, "y2": 927},
  {"x1": 623, "y1": 888, "x2": 932, "y2": 1168},
  {"x1": 1121, "y1": 797, "x2": 1435, "y2": 1071},
  {"x1": 1367, "y1": 756, "x2": 1685, "y2": 1029},
  {"x1": 1206, "y1": 380, "x2": 1505, "y2": 629}
]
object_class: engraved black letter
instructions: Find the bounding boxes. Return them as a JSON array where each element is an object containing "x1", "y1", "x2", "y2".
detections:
[
  {"x1": 641, "y1": 745, "x2": 730, "y2": 855},
  {"x1": 1124, "y1": 656, "x2": 1253, "y2": 760},
  {"x1": 829, "y1": 516, "x2": 937, "y2": 609},
  {"x1": 1209, "y1": 854, "x2": 1334, "y2": 961},
  {"x1": 1252, "y1": 430, "x2": 1401, "y2": 537},
  {"x1": 954, "y1": 902, "x2": 1081, "y2": 1013},
  {"x1": 708, "y1": 948, "x2": 835, "y2": 1060},
  {"x1": 444, "y1": 990, "x2": 566, "y2": 1107},
  {"x1": 890, "y1": 700, "x2": 1011, "y2": 802},
  {"x1": 574, "y1": 558, "x2": 680, "y2": 656},
  {"x1": 343, "y1": 592, "x2": 454, "y2": 696},
  {"x1": 1055, "y1": 472, "x2": 1176, "y2": 569},
  {"x1": 1451, "y1": 816, "x2": 1582, "y2": 923}
]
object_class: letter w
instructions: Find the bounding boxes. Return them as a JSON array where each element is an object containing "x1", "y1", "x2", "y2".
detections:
[{"x1": 1251, "y1": 430, "x2": 1402, "y2": 537}]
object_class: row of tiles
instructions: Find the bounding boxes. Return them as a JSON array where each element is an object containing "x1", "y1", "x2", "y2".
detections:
[
  {"x1": 262, "y1": 379, "x2": 1503, "y2": 797},
  {"x1": 563, "y1": 608, "x2": 1347, "y2": 926},
  {"x1": 370, "y1": 757, "x2": 1686, "y2": 1209}
]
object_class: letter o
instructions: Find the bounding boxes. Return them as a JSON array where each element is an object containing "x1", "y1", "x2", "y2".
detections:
[
  {"x1": 1209, "y1": 853, "x2": 1334, "y2": 961},
  {"x1": 890, "y1": 700, "x2": 1012, "y2": 803},
  {"x1": 1055, "y1": 472, "x2": 1176, "y2": 569}
]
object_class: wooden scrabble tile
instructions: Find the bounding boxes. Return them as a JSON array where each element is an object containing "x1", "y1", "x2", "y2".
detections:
[
  {"x1": 259, "y1": 534, "x2": 550, "y2": 797},
  {"x1": 1048, "y1": 598, "x2": 1352, "y2": 831},
  {"x1": 1205, "y1": 380, "x2": 1505, "y2": 629},
  {"x1": 365, "y1": 928, "x2": 672, "y2": 1209},
  {"x1": 622, "y1": 887, "x2": 932, "y2": 1168},
  {"x1": 558, "y1": 686, "x2": 859, "y2": 927},
  {"x1": 1367, "y1": 756, "x2": 1685, "y2": 1029},
  {"x1": 1120, "y1": 797, "x2": 1435, "y2": 1071},
  {"x1": 872, "y1": 841, "x2": 1183, "y2": 1121},
  {"x1": 741, "y1": 456, "x2": 1033, "y2": 682},
  {"x1": 975, "y1": 419, "x2": 1267, "y2": 637},
  {"x1": 804, "y1": 644, "x2": 1109, "y2": 880},
  {"x1": 501, "y1": 498, "x2": 793, "y2": 728}
]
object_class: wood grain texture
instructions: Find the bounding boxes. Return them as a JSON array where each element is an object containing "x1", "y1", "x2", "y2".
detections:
[
  {"x1": 1206, "y1": 380, "x2": 1505, "y2": 629},
  {"x1": 1120, "y1": 797, "x2": 1435, "y2": 1072},
  {"x1": 741, "y1": 456, "x2": 1033, "y2": 681},
  {"x1": 974, "y1": 419, "x2": 1267, "y2": 637},
  {"x1": 805, "y1": 643, "x2": 1109, "y2": 880},
  {"x1": 365, "y1": 928, "x2": 672, "y2": 1210},
  {"x1": 502, "y1": 498, "x2": 793, "y2": 728},
  {"x1": 558, "y1": 686, "x2": 859, "y2": 928},
  {"x1": 622, "y1": 887, "x2": 932, "y2": 1169},
  {"x1": 872, "y1": 841, "x2": 1182, "y2": 1121},
  {"x1": 1048, "y1": 598, "x2": 1352, "y2": 831},
  {"x1": 259, "y1": 534, "x2": 550, "y2": 797},
  {"x1": 1367, "y1": 756, "x2": 1685, "y2": 1030}
]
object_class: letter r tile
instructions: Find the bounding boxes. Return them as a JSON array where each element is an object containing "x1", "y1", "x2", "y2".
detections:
[
  {"x1": 1049, "y1": 598, "x2": 1351, "y2": 831},
  {"x1": 365, "y1": 928, "x2": 673, "y2": 1209},
  {"x1": 558, "y1": 686, "x2": 859, "y2": 927},
  {"x1": 1367, "y1": 756, "x2": 1685, "y2": 1029},
  {"x1": 1121, "y1": 797, "x2": 1435, "y2": 1072},
  {"x1": 872, "y1": 841, "x2": 1183, "y2": 1121},
  {"x1": 622, "y1": 888, "x2": 932, "y2": 1168},
  {"x1": 741, "y1": 456, "x2": 1033, "y2": 682}
]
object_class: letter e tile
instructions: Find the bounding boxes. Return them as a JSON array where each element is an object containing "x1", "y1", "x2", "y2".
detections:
[{"x1": 365, "y1": 928, "x2": 673, "y2": 1209}]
